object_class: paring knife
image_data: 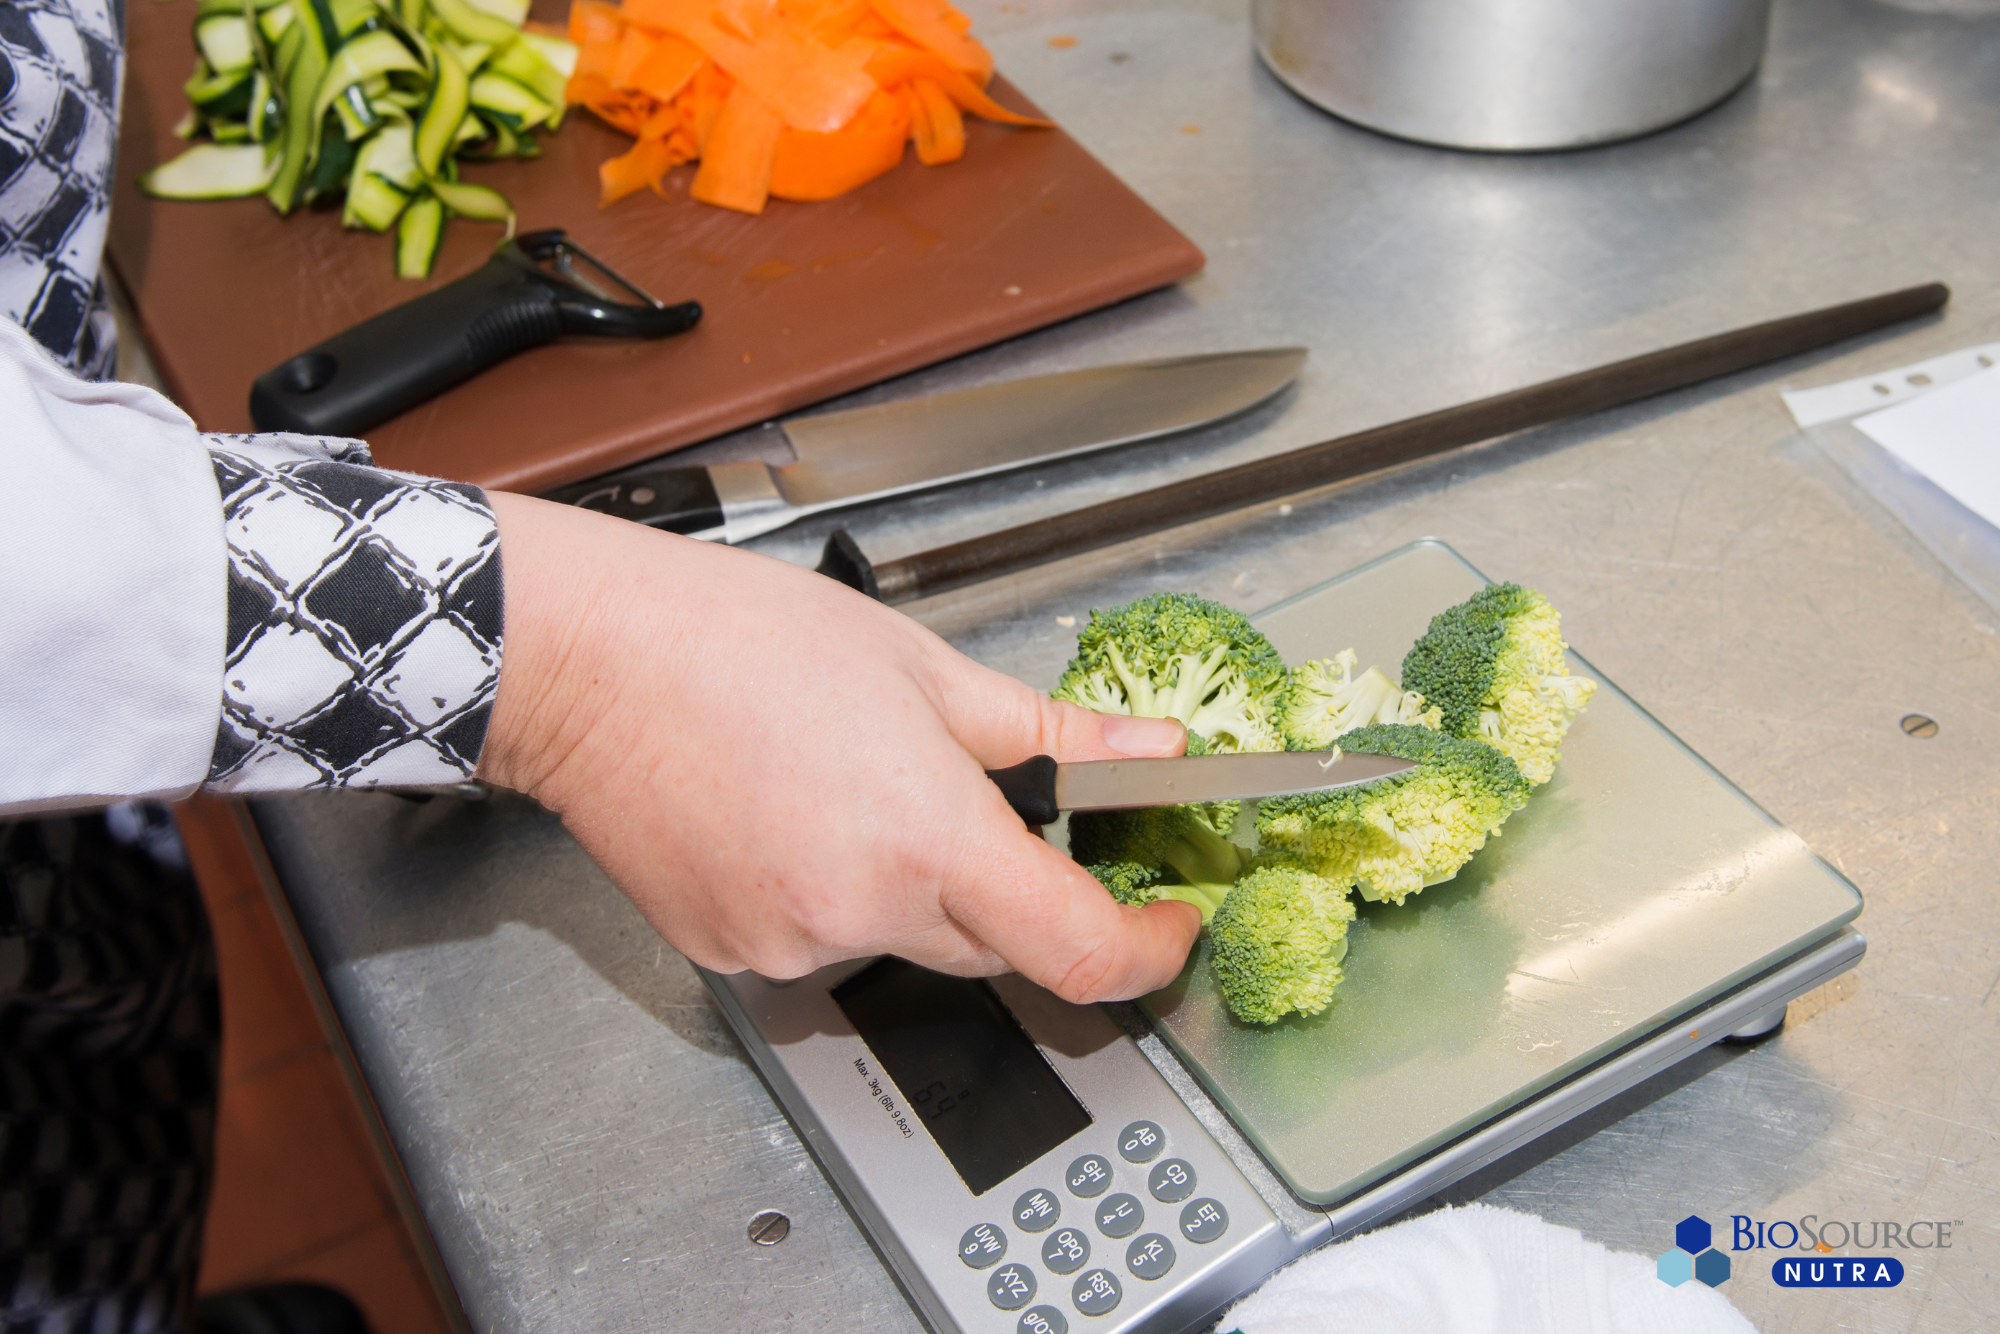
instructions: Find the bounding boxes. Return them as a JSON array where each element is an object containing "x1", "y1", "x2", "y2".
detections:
[
  {"x1": 541, "y1": 347, "x2": 1307, "y2": 544},
  {"x1": 984, "y1": 749, "x2": 1417, "y2": 826}
]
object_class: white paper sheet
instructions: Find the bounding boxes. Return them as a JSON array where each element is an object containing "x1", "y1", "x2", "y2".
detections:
[{"x1": 1853, "y1": 365, "x2": 2000, "y2": 530}]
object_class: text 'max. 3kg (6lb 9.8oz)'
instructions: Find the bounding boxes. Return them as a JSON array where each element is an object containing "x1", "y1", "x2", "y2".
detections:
[{"x1": 702, "y1": 541, "x2": 1866, "y2": 1334}]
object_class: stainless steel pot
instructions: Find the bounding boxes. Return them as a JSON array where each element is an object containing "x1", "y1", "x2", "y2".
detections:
[{"x1": 1251, "y1": 0, "x2": 1774, "y2": 151}]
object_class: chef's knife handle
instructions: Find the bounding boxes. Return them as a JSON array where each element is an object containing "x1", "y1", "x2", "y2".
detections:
[
  {"x1": 987, "y1": 755, "x2": 1059, "y2": 826},
  {"x1": 541, "y1": 467, "x2": 723, "y2": 535}
]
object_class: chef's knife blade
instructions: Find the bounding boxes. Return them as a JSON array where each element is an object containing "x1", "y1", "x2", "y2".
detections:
[
  {"x1": 985, "y1": 749, "x2": 1417, "y2": 826},
  {"x1": 543, "y1": 347, "x2": 1306, "y2": 543}
]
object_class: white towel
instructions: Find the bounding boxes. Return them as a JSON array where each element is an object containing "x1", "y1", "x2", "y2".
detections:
[{"x1": 1222, "y1": 1204, "x2": 1754, "y2": 1334}]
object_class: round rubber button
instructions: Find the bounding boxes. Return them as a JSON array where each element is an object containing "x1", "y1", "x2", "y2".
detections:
[
  {"x1": 1041, "y1": 1227, "x2": 1090, "y2": 1276},
  {"x1": 988, "y1": 1263, "x2": 1037, "y2": 1311},
  {"x1": 1117, "y1": 1120, "x2": 1165, "y2": 1164},
  {"x1": 1064, "y1": 1153, "x2": 1113, "y2": 1198},
  {"x1": 1017, "y1": 1306, "x2": 1068, "y2": 1334},
  {"x1": 1148, "y1": 1158, "x2": 1196, "y2": 1203},
  {"x1": 1125, "y1": 1233, "x2": 1176, "y2": 1281},
  {"x1": 958, "y1": 1222, "x2": 1007, "y2": 1269},
  {"x1": 1179, "y1": 1198, "x2": 1230, "y2": 1244},
  {"x1": 1071, "y1": 1268, "x2": 1123, "y2": 1317},
  {"x1": 1013, "y1": 1187, "x2": 1061, "y2": 1233},
  {"x1": 1094, "y1": 1193, "x2": 1144, "y2": 1239}
]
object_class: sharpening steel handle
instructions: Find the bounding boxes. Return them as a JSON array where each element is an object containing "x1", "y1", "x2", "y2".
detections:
[{"x1": 987, "y1": 755, "x2": 1060, "y2": 826}]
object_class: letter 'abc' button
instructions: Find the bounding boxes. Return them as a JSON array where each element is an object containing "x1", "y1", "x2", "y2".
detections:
[
  {"x1": 958, "y1": 1222, "x2": 1006, "y2": 1268},
  {"x1": 987, "y1": 1263, "x2": 1036, "y2": 1311},
  {"x1": 1179, "y1": 1198, "x2": 1229, "y2": 1244},
  {"x1": 1013, "y1": 1188, "x2": 1061, "y2": 1233},
  {"x1": 1071, "y1": 1268, "x2": 1123, "y2": 1317}
]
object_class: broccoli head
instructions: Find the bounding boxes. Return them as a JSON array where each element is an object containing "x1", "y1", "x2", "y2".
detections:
[
  {"x1": 1256, "y1": 723, "x2": 1530, "y2": 905},
  {"x1": 1052, "y1": 592, "x2": 1287, "y2": 753},
  {"x1": 1210, "y1": 858, "x2": 1357, "y2": 1025},
  {"x1": 1070, "y1": 802, "x2": 1251, "y2": 923},
  {"x1": 1281, "y1": 648, "x2": 1442, "y2": 750},
  {"x1": 1397, "y1": 583, "x2": 1597, "y2": 785}
]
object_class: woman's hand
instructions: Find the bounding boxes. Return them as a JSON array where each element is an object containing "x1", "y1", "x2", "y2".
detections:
[{"x1": 478, "y1": 493, "x2": 1201, "y2": 1003}]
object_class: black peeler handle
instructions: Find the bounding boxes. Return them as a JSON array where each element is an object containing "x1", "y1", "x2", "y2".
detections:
[
  {"x1": 249, "y1": 229, "x2": 701, "y2": 438},
  {"x1": 986, "y1": 755, "x2": 1060, "y2": 826}
]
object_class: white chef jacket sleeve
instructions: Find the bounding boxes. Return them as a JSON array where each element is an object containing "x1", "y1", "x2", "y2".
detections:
[{"x1": 0, "y1": 319, "x2": 504, "y2": 816}]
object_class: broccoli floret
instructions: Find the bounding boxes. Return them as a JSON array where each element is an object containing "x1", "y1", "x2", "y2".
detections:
[
  {"x1": 1398, "y1": 583, "x2": 1597, "y2": 786},
  {"x1": 1281, "y1": 648, "x2": 1442, "y2": 750},
  {"x1": 1257, "y1": 723, "x2": 1530, "y2": 905},
  {"x1": 1085, "y1": 860, "x2": 1229, "y2": 923},
  {"x1": 1070, "y1": 804, "x2": 1250, "y2": 923},
  {"x1": 1052, "y1": 592, "x2": 1287, "y2": 754},
  {"x1": 1210, "y1": 858, "x2": 1357, "y2": 1024}
]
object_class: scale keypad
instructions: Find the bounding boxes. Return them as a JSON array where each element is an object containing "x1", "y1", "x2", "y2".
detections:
[
  {"x1": 957, "y1": 1121, "x2": 1234, "y2": 1325},
  {"x1": 1040, "y1": 1228, "x2": 1090, "y2": 1275},
  {"x1": 1013, "y1": 1188, "x2": 1061, "y2": 1233},
  {"x1": 1071, "y1": 1268, "x2": 1122, "y2": 1316},
  {"x1": 1117, "y1": 1120, "x2": 1165, "y2": 1163},
  {"x1": 988, "y1": 1263, "x2": 1037, "y2": 1311},
  {"x1": 960, "y1": 1222, "x2": 1007, "y2": 1269},
  {"x1": 1064, "y1": 1154, "x2": 1113, "y2": 1198},
  {"x1": 1179, "y1": 1199, "x2": 1229, "y2": 1245},
  {"x1": 1147, "y1": 1159, "x2": 1196, "y2": 1203},
  {"x1": 1017, "y1": 1307, "x2": 1067, "y2": 1334},
  {"x1": 1125, "y1": 1233, "x2": 1175, "y2": 1281}
]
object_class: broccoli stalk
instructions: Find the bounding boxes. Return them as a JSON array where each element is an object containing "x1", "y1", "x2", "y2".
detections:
[
  {"x1": 1086, "y1": 860, "x2": 1230, "y2": 923},
  {"x1": 1210, "y1": 857, "x2": 1357, "y2": 1024},
  {"x1": 1281, "y1": 648, "x2": 1442, "y2": 751},
  {"x1": 1052, "y1": 593, "x2": 1288, "y2": 754},
  {"x1": 1056, "y1": 593, "x2": 1272, "y2": 921},
  {"x1": 1398, "y1": 583, "x2": 1597, "y2": 785},
  {"x1": 1072, "y1": 803, "x2": 1250, "y2": 923},
  {"x1": 1257, "y1": 722, "x2": 1530, "y2": 905}
]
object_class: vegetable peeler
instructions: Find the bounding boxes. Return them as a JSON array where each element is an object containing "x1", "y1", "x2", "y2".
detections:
[{"x1": 249, "y1": 229, "x2": 701, "y2": 437}]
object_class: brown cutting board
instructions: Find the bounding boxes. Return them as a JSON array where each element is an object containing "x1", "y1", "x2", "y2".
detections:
[{"x1": 109, "y1": 0, "x2": 1205, "y2": 494}]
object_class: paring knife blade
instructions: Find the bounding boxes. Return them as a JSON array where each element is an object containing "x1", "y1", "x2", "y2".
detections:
[
  {"x1": 984, "y1": 749, "x2": 1418, "y2": 826},
  {"x1": 542, "y1": 348, "x2": 1306, "y2": 543}
]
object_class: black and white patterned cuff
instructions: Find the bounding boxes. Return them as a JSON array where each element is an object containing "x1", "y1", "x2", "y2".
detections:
[{"x1": 204, "y1": 434, "x2": 504, "y2": 792}]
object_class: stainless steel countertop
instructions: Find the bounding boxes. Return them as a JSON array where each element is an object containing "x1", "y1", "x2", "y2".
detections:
[{"x1": 246, "y1": 2, "x2": 2000, "y2": 1330}]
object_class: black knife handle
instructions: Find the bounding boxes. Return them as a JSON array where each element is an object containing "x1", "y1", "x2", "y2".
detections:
[
  {"x1": 987, "y1": 755, "x2": 1059, "y2": 826},
  {"x1": 249, "y1": 233, "x2": 701, "y2": 438},
  {"x1": 541, "y1": 466, "x2": 723, "y2": 535},
  {"x1": 252, "y1": 255, "x2": 565, "y2": 437}
]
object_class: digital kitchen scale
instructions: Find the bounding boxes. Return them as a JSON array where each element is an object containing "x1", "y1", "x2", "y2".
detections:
[{"x1": 701, "y1": 540, "x2": 1865, "y2": 1334}]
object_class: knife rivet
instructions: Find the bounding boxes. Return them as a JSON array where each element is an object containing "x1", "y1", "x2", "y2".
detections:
[
  {"x1": 629, "y1": 486, "x2": 656, "y2": 506},
  {"x1": 1900, "y1": 713, "x2": 1939, "y2": 738}
]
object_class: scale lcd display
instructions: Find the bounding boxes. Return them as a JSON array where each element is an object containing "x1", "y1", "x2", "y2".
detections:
[{"x1": 832, "y1": 958, "x2": 1091, "y2": 1196}]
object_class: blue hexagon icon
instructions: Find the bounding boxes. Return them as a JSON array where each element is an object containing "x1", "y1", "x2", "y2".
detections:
[
  {"x1": 1694, "y1": 1248, "x2": 1732, "y2": 1287},
  {"x1": 1656, "y1": 1248, "x2": 1693, "y2": 1286},
  {"x1": 1675, "y1": 1215, "x2": 1713, "y2": 1255}
]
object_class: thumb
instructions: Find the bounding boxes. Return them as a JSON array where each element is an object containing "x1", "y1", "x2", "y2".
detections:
[{"x1": 932, "y1": 654, "x2": 1188, "y2": 767}]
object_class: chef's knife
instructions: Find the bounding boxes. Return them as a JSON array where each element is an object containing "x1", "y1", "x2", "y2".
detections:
[
  {"x1": 541, "y1": 347, "x2": 1306, "y2": 544},
  {"x1": 985, "y1": 748, "x2": 1416, "y2": 826}
]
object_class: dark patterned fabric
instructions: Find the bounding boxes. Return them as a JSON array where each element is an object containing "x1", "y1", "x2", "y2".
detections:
[
  {"x1": 0, "y1": 809, "x2": 219, "y2": 1334},
  {"x1": 203, "y1": 438, "x2": 504, "y2": 792},
  {"x1": 0, "y1": 0, "x2": 122, "y2": 380}
]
